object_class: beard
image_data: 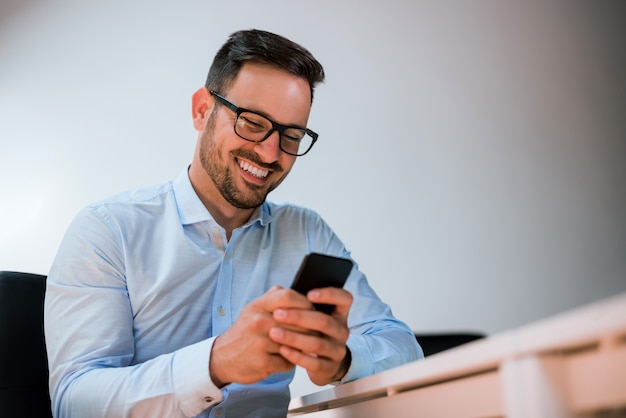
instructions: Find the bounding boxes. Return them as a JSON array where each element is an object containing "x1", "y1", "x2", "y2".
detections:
[{"x1": 199, "y1": 110, "x2": 287, "y2": 209}]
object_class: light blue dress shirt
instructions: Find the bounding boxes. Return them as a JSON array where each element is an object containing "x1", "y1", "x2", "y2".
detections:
[{"x1": 44, "y1": 168, "x2": 422, "y2": 418}]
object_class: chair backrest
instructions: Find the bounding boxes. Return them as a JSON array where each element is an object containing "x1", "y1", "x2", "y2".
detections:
[
  {"x1": 0, "y1": 271, "x2": 53, "y2": 418},
  {"x1": 415, "y1": 332, "x2": 485, "y2": 357}
]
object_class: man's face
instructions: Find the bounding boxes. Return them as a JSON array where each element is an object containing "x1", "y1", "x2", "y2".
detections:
[{"x1": 197, "y1": 62, "x2": 312, "y2": 210}]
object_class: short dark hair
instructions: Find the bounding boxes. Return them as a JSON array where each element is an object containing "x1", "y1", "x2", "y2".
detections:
[{"x1": 205, "y1": 29, "x2": 325, "y2": 103}]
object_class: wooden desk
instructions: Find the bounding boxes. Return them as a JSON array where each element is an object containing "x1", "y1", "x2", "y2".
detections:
[{"x1": 289, "y1": 293, "x2": 626, "y2": 417}]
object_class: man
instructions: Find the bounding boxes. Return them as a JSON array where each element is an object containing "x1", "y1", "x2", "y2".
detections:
[{"x1": 45, "y1": 29, "x2": 422, "y2": 417}]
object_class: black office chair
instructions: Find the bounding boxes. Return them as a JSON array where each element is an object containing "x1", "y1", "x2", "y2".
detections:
[
  {"x1": 0, "y1": 271, "x2": 53, "y2": 418},
  {"x1": 414, "y1": 331, "x2": 485, "y2": 357}
]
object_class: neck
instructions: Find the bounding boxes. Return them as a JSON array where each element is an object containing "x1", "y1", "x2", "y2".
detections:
[{"x1": 188, "y1": 164, "x2": 255, "y2": 239}]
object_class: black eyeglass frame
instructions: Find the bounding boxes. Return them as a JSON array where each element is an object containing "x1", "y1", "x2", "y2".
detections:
[{"x1": 209, "y1": 91, "x2": 318, "y2": 157}]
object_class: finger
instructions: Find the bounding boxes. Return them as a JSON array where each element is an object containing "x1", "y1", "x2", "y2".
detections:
[
  {"x1": 273, "y1": 308, "x2": 349, "y2": 343},
  {"x1": 260, "y1": 287, "x2": 314, "y2": 313},
  {"x1": 277, "y1": 344, "x2": 343, "y2": 385},
  {"x1": 307, "y1": 288, "x2": 353, "y2": 317},
  {"x1": 269, "y1": 326, "x2": 345, "y2": 363}
]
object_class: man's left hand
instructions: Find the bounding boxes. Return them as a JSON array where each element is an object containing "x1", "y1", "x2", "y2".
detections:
[{"x1": 268, "y1": 287, "x2": 353, "y2": 385}]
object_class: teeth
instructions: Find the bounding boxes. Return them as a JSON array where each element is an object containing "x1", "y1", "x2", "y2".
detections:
[{"x1": 239, "y1": 160, "x2": 269, "y2": 179}]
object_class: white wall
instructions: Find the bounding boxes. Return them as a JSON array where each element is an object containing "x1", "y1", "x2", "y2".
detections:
[{"x1": 1, "y1": 0, "x2": 625, "y2": 398}]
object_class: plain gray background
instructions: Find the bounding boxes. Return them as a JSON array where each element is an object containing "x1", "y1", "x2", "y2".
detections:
[{"x1": 1, "y1": 0, "x2": 625, "y2": 397}]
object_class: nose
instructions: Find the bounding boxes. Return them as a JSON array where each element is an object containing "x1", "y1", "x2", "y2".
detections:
[{"x1": 254, "y1": 129, "x2": 282, "y2": 163}]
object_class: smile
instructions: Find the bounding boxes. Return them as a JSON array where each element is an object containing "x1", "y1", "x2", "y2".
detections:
[{"x1": 238, "y1": 159, "x2": 269, "y2": 179}]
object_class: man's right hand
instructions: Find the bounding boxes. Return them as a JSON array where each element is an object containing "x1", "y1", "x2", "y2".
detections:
[{"x1": 208, "y1": 285, "x2": 313, "y2": 387}]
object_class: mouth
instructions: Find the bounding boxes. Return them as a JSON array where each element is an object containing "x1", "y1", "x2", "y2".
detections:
[{"x1": 237, "y1": 158, "x2": 270, "y2": 180}]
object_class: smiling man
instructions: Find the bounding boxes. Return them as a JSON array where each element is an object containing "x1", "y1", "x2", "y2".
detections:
[{"x1": 44, "y1": 29, "x2": 422, "y2": 418}]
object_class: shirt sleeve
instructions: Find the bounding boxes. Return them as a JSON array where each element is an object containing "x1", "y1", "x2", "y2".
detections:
[
  {"x1": 338, "y1": 278, "x2": 425, "y2": 383},
  {"x1": 304, "y1": 210, "x2": 424, "y2": 383},
  {"x1": 341, "y1": 328, "x2": 423, "y2": 383},
  {"x1": 44, "y1": 207, "x2": 222, "y2": 417}
]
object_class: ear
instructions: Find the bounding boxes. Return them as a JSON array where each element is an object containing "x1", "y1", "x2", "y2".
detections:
[{"x1": 191, "y1": 87, "x2": 213, "y2": 131}]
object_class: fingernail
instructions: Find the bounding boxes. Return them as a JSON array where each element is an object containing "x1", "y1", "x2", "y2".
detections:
[
  {"x1": 270, "y1": 327, "x2": 284, "y2": 338},
  {"x1": 274, "y1": 309, "x2": 287, "y2": 319}
]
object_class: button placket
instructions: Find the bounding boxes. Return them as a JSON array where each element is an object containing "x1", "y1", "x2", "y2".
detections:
[{"x1": 211, "y1": 247, "x2": 234, "y2": 334}]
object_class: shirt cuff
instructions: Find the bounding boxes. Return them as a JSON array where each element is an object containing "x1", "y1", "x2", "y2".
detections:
[
  {"x1": 333, "y1": 334, "x2": 374, "y2": 384},
  {"x1": 172, "y1": 337, "x2": 224, "y2": 416}
]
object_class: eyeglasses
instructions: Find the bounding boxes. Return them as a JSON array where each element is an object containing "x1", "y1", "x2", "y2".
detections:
[{"x1": 210, "y1": 91, "x2": 318, "y2": 157}]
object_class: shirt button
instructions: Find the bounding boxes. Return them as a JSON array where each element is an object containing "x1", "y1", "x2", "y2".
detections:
[
  {"x1": 224, "y1": 253, "x2": 230, "y2": 261},
  {"x1": 217, "y1": 306, "x2": 226, "y2": 316},
  {"x1": 215, "y1": 409, "x2": 223, "y2": 417}
]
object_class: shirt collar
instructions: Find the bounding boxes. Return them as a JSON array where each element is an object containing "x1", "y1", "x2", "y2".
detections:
[{"x1": 173, "y1": 167, "x2": 272, "y2": 227}]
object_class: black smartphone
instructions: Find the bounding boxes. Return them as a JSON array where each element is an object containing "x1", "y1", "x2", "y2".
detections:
[{"x1": 290, "y1": 252, "x2": 354, "y2": 314}]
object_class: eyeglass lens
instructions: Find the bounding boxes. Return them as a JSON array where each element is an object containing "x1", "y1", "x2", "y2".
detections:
[{"x1": 235, "y1": 111, "x2": 314, "y2": 156}]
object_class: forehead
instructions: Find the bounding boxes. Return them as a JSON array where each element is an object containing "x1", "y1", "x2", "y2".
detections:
[{"x1": 225, "y1": 62, "x2": 312, "y2": 127}]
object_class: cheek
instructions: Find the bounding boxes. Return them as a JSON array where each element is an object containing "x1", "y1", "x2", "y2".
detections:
[
  {"x1": 283, "y1": 154, "x2": 298, "y2": 168},
  {"x1": 205, "y1": 124, "x2": 237, "y2": 156},
  {"x1": 280, "y1": 156, "x2": 297, "y2": 176},
  {"x1": 274, "y1": 156, "x2": 296, "y2": 185}
]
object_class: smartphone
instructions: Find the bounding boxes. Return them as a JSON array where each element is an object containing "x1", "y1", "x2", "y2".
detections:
[{"x1": 290, "y1": 252, "x2": 354, "y2": 314}]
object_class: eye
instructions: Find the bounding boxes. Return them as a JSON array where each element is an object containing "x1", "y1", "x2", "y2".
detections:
[
  {"x1": 238, "y1": 112, "x2": 271, "y2": 133},
  {"x1": 283, "y1": 129, "x2": 305, "y2": 143},
  {"x1": 283, "y1": 135, "x2": 301, "y2": 143}
]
